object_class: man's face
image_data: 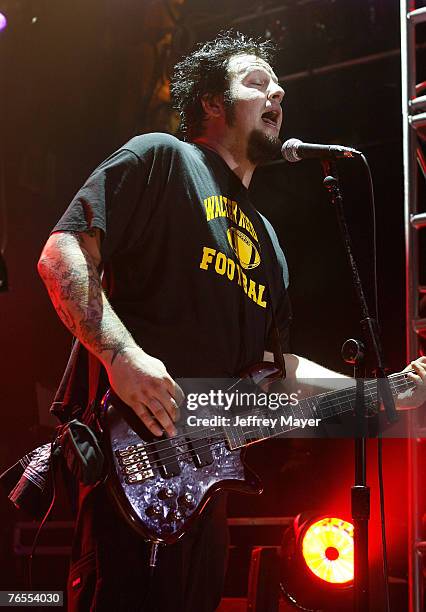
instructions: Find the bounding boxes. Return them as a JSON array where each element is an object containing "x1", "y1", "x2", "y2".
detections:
[{"x1": 224, "y1": 54, "x2": 285, "y2": 163}]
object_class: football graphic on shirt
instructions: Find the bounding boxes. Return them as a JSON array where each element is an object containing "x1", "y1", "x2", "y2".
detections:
[{"x1": 227, "y1": 227, "x2": 261, "y2": 270}]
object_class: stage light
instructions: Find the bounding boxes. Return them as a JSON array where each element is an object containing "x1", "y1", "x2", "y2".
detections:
[
  {"x1": 301, "y1": 517, "x2": 354, "y2": 584},
  {"x1": 280, "y1": 513, "x2": 354, "y2": 611},
  {"x1": 0, "y1": 12, "x2": 7, "y2": 32}
]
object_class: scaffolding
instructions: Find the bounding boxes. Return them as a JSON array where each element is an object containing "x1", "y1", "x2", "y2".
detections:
[{"x1": 401, "y1": 1, "x2": 426, "y2": 610}]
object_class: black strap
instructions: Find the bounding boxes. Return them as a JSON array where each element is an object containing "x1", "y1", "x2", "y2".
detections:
[
  {"x1": 254, "y1": 211, "x2": 287, "y2": 379},
  {"x1": 50, "y1": 339, "x2": 82, "y2": 422},
  {"x1": 269, "y1": 293, "x2": 287, "y2": 379}
]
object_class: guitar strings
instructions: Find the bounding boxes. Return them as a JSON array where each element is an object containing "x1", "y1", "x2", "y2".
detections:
[
  {"x1": 136, "y1": 372, "x2": 412, "y2": 453},
  {"x1": 136, "y1": 374, "x2": 413, "y2": 462},
  {"x1": 122, "y1": 376, "x2": 415, "y2": 472}
]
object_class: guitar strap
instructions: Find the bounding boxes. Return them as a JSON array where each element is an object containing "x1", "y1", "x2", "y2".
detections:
[
  {"x1": 254, "y1": 211, "x2": 287, "y2": 380},
  {"x1": 50, "y1": 338, "x2": 82, "y2": 423},
  {"x1": 269, "y1": 293, "x2": 287, "y2": 380},
  {"x1": 49, "y1": 339, "x2": 102, "y2": 424}
]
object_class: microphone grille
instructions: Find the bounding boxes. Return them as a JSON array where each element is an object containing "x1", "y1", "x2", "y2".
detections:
[{"x1": 281, "y1": 138, "x2": 303, "y2": 163}]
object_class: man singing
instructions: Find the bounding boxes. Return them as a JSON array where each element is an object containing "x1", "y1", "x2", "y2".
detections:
[{"x1": 38, "y1": 30, "x2": 426, "y2": 611}]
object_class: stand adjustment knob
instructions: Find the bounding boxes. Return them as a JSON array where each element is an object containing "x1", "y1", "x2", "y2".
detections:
[{"x1": 341, "y1": 338, "x2": 365, "y2": 366}]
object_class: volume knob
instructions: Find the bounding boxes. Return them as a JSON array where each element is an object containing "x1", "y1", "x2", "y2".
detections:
[
  {"x1": 145, "y1": 503, "x2": 163, "y2": 518},
  {"x1": 158, "y1": 487, "x2": 176, "y2": 500},
  {"x1": 178, "y1": 492, "x2": 195, "y2": 508},
  {"x1": 167, "y1": 508, "x2": 183, "y2": 522}
]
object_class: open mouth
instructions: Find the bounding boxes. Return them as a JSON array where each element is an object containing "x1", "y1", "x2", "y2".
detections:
[{"x1": 261, "y1": 110, "x2": 280, "y2": 128}]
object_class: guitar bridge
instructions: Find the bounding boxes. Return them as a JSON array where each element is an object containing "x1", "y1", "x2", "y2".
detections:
[{"x1": 115, "y1": 444, "x2": 154, "y2": 484}]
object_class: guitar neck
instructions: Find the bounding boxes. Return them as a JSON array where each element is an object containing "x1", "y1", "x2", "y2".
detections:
[{"x1": 223, "y1": 372, "x2": 415, "y2": 450}]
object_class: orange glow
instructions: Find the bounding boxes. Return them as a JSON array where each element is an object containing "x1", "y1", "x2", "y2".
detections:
[{"x1": 301, "y1": 517, "x2": 354, "y2": 584}]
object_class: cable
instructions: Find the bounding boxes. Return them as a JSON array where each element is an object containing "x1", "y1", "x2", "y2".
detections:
[
  {"x1": 360, "y1": 154, "x2": 379, "y2": 322},
  {"x1": 162, "y1": 0, "x2": 179, "y2": 25},
  {"x1": 279, "y1": 581, "x2": 323, "y2": 612},
  {"x1": 360, "y1": 153, "x2": 391, "y2": 612}
]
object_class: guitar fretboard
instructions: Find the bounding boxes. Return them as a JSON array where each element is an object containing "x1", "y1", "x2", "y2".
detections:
[{"x1": 222, "y1": 372, "x2": 415, "y2": 450}]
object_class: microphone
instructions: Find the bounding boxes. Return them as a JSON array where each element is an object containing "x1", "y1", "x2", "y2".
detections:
[{"x1": 281, "y1": 138, "x2": 362, "y2": 163}]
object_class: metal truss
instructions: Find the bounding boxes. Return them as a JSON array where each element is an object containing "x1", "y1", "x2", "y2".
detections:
[{"x1": 401, "y1": 2, "x2": 426, "y2": 611}]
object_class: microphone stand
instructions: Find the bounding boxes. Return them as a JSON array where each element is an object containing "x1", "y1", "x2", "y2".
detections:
[{"x1": 321, "y1": 160, "x2": 398, "y2": 612}]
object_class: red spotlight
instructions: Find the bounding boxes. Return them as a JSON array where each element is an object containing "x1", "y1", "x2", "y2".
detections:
[
  {"x1": 280, "y1": 513, "x2": 354, "y2": 611},
  {"x1": 301, "y1": 517, "x2": 354, "y2": 585}
]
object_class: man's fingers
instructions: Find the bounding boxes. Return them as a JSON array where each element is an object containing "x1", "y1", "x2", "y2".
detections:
[
  {"x1": 133, "y1": 403, "x2": 163, "y2": 437},
  {"x1": 155, "y1": 387, "x2": 180, "y2": 422},
  {"x1": 165, "y1": 378, "x2": 185, "y2": 407},
  {"x1": 175, "y1": 382, "x2": 185, "y2": 406},
  {"x1": 407, "y1": 372, "x2": 422, "y2": 385},
  {"x1": 171, "y1": 396, "x2": 180, "y2": 422},
  {"x1": 411, "y1": 360, "x2": 426, "y2": 382},
  {"x1": 146, "y1": 397, "x2": 177, "y2": 437},
  {"x1": 403, "y1": 357, "x2": 426, "y2": 376}
]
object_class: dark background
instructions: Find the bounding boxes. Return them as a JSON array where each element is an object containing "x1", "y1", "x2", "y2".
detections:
[{"x1": 0, "y1": 0, "x2": 425, "y2": 606}]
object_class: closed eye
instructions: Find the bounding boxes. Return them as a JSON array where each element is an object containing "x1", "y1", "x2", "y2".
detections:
[{"x1": 246, "y1": 74, "x2": 267, "y2": 85}]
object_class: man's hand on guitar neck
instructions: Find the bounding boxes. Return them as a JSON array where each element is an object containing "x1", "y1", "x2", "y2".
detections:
[
  {"x1": 38, "y1": 229, "x2": 183, "y2": 438},
  {"x1": 398, "y1": 356, "x2": 426, "y2": 409},
  {"x1": 264, "y1": 352, "x2": 426, "y2": 410}
]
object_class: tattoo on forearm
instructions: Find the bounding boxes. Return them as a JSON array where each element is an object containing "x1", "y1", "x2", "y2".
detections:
[{"x1": 39, "y1": 232, "x2": 136, "y2": 364}]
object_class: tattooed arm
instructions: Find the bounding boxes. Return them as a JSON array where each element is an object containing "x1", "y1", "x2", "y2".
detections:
[{"x1": 38, "y1": 230, "x2": 182, "y2": 436}]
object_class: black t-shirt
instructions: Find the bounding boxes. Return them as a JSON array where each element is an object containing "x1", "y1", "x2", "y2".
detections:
[{"x1": 53, "y1": 133, "x2": 291, "y2": 378}]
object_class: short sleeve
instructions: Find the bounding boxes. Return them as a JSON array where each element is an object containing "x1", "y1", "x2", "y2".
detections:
[{"x1": 52, "y1": 147, "x2": 148, "y2": 262}]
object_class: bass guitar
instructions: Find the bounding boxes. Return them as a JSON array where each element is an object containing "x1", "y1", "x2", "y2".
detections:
[{"x1": 99, "y1": 363, "x2": 414, "y2": 545}]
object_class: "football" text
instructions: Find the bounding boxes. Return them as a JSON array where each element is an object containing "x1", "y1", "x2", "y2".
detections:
[{"x1": 199, "y1": 246, "x2": 267, "y2": 308}]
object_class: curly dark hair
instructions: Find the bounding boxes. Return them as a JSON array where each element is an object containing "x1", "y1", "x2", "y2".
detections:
[{"x1": 171, "y1": 30, "x2": 276, "y2": 139}]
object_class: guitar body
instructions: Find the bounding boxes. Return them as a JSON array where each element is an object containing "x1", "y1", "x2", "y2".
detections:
[{"x1": 100, "y1": 390, "x2": 263, "y2": 545}]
